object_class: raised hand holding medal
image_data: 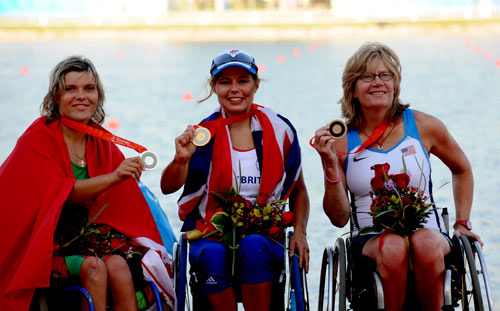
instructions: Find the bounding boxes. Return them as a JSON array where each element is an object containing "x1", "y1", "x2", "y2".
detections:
[{"x1": 192, "y1": 126, "x2": 211, "y2": 146}]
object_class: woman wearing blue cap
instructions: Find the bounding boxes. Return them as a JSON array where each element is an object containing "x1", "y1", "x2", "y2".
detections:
[{"x1": 161, "y1": 49, "x2": 310, "y2": 311}]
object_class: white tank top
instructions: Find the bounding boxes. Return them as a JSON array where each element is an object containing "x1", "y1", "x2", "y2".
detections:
[
  {"x1": 346, "y1": 109, "x2": 445, "y2": 234},
  {"x1": 231, "y1": 148, "x2": 261, "y2": 204}
]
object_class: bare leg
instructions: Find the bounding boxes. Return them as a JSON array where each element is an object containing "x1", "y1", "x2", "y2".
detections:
[
  {"x1": 241, "y1": 281, "x2": 272, "y2": 311},
  {"x1": 363, "y1": 234, "x2": 408, "y2": 311},
  {"x1": 412, "y1": 229, "x2": 451, "y2": 311},
  {"x1": 207, "y1": 287, "x2": 237, "y2": 311},
  {"x1": 80, "y1": 257, "x2": 108, "y2": 311},
  {"x1": 105, "y1": 255, "x2": 138, "y2": 311}
]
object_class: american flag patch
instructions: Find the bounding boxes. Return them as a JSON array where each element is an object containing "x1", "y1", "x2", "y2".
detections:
[{"x1": 401, "y1": 145, "x2": 416, "y2": 157}]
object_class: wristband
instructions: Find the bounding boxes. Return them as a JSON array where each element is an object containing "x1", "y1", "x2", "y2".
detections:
[{"x1": 324, "y1": 168, "x2": 341, "y2": 184}]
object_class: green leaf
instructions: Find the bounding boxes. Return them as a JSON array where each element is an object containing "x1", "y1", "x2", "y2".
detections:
[
  {"x1": 211, "y1": 212, "x2": 229, "y2": 230},
  {"x1": 358, "y1": 226, "x2": 376, "y2": 235}
]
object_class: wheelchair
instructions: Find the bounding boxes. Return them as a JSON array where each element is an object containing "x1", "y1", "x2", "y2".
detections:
[
  {"x1": 318, "y1": 208, "x2": 495, "y2": 311},
  {"x1": 30, "y1": 279, "x2": 164, "y2": 311},
  {"x1": 172, "y1": 231, "x2": 309, "y2": 311}
]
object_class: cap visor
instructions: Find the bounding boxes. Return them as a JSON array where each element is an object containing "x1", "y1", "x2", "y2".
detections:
[{"x1": 211, "y1": 61, "x2": 256, "y2": 75}]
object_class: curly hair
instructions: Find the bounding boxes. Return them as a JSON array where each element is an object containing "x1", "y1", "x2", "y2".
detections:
[
  {"x1": 339, "y1": 42, "x2": 409, "y2": 129},
  {"x1": 40, "y1": 55, "x2": 106, "y2": 124}
]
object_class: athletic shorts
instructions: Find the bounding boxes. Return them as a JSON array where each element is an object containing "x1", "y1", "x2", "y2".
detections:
[{"x1": 189, "y1": 234, "x2": 285, "y2": 294}]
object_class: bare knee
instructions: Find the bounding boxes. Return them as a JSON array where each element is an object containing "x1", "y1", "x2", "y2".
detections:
[
  {"x1": 104, "y1": 255, "x2": 133, "y2": 282},
  {"x1": 373, "y1": 235, "x2": 408, "y2": 267},
  {"x1": 80, "y1": 257, "x2": 107, "y2": 284},
  {"x1": 411, "y1": 229, "x2": 449, "y2": 268}
]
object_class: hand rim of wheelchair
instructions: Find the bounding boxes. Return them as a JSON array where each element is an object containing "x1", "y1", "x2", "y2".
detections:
[
  {"x1": 456, "y1": 234, "x2": 494, "y2": 311},
  {"x1": 317, "y1": 237, "x2": 346, "y2": 311}
]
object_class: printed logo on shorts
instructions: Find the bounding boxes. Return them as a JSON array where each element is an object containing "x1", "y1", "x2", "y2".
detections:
[{"x1": 206, "y1": 276, "x2": 217, "y2": 285}]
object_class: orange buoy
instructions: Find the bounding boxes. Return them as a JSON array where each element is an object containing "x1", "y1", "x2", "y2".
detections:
[
  {"x1": 21, "y1": 66, "x2": 30, "y2": 75},
  {"x1": 106, "y1": 119, "x2": 120, "y2": 131},
  {"x1": 182, "y1": 92, "x2": 194, "y2": 102}
]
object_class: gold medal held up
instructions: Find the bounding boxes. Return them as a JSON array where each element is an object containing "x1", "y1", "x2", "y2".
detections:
[
  {"x1": 193, "y1": 126, "x2": 211, "y2": 146},
  {"x1": 328, "y1": 120, "x2": 347, "y2": 139}
]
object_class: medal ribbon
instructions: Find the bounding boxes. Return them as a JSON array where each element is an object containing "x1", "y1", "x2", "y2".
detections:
[
  {"x1": 60, "y1": 117, "x2": 148, "y2": 153},
  {"x1": 195, "y1": 104, "x2": 259, "y2": 139},
  {"x1": 309, "y1": 119, "x2": 389, "y2": 155}
]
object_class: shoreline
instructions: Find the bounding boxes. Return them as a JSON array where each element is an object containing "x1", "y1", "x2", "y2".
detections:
[{"x1": 1, "y1": 22, "x2": 500, "y2": 42}]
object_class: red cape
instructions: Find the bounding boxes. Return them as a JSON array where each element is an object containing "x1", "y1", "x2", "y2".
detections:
[{"x1": 0, "y1": 117, "x2": 163, "y2": 310}]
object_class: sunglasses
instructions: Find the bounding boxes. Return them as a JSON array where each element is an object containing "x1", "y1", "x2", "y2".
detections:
[{"x1": 210, "y1": 49, "x2": 258, "y2": 75}]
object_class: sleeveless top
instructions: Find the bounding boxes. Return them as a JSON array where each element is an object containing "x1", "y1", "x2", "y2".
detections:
[
  {"x1": 231, "y1": 147, "x2": 261, "y2": 204},
  {"x1": 345, "y1": 109, "x2": 445, "y2": 235}
]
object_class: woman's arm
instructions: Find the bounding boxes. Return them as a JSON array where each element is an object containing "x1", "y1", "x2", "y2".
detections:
[
  {"x1": 414, "y1": 110, "x2": 482, "y2": 245},
  {"x1": 314, "y1": 125, "x2": 351, "y2": 227},
  {"x1": 288, "y1": 171, "x2": 310, "y2": 272},
  {"x1": 160, "y1": 126, "x2": 197, "y2": 194},
  {"x1": 67, "y1": 156, "x2": 144, "y2": 204}
]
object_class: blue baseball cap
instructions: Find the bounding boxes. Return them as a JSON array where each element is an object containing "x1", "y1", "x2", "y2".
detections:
[{"x1": 210, "y1": 49, "x2": 258, "y2": 76}]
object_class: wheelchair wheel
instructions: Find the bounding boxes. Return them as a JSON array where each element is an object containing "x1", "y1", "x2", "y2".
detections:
[
  {"x1": 288, "y1": 253, "x2": 310, "y2": 311},
  {"x1": 173, "y1": 234, "x2": 188, "y2": 311},
  {"x1": 318, "y1": 238, "x2": 346, "y2": 311},
  {"x1": 459, "y1": 235, "x2": 494, "y2": 311},
  {"x1": 471, "y1": 239, "x2": 495, "y2": 311}
]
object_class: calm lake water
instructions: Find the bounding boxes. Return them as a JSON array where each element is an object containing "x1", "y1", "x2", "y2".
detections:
[{"x1": 1, "y1": 33, "x2": 500, "y2": 309}]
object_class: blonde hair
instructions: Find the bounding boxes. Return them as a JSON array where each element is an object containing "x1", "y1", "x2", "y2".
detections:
[
  {"x1": 339, "y1": 42, "x2": 409, "y2": 128},
  {"x1": 41, "y1": 55, "x2": 106, "y2": 124}
]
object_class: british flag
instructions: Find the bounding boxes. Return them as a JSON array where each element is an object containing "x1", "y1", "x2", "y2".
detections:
[{"x1": 401, "y1": 145, "x2": 416, "y2": 157}]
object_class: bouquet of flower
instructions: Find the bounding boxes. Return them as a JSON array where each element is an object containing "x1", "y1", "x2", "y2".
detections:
[
  {"x1": 188, "y1": 187, "x2": 296, "y2": 245},
  {"x1": 184, "y1": 187, "x2": 295, "y2": 275},
  {"x1": 359, "y1": 162, "x2": 434, "y2": 237},
  {"x1": 209, "y1": 187, "x2": 295, "y2": 242},
  {"x1": 54, "y1": 203, "x2": 147, "y2": 259}
]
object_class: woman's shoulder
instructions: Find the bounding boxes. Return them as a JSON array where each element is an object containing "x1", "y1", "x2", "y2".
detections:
[
  {"x1": 18, "y1": 117, "x2": 59, "y2": 145},
  {"x1": 411, "y1": 109, "x2": 447, "y2": 130},
  {"x1": 410, "y1": 109, "x2": 450, "y2": 148}
]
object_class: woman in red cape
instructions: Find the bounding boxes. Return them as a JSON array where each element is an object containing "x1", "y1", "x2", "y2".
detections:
[{"x1": 0, "y1": 56, "x2": 174, "y2": 310}]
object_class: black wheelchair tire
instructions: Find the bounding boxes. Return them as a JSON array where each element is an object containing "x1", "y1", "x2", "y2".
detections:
[{"x1": 318, "y1": 238, "x2": 346, "y2": 311}]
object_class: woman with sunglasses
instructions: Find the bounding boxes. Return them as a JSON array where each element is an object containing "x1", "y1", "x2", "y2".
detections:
[
  {"x1": 161, "y1": 49, "x2": 310, "y2": 311},
  {"x1": 312, "y1": 42, "x2": 482, "y2": 311}
]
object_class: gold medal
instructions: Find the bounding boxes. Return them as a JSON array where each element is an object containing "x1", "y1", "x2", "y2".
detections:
[
  {"x1": 328, "y1": 120, "x2": 347, "y2": 139},
  {"x1": 193, "y1": 126, "x2": 211, "y2": 146}
]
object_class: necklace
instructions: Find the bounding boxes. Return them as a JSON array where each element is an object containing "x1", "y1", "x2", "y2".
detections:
[
  {"x1": 68, "y1": 146, "x2": 86, "y2": 167},
  {"x1": 359, "y1": 122, "x2": 395, "y2": 151}
]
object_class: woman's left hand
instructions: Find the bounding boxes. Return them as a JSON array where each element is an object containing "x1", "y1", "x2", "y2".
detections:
[{"x1": 289, "y1": 230, "x2": 309, "y2": 273}]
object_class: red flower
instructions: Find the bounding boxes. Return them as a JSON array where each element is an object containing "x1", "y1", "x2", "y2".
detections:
[
  {"x1": 401, "y1": 196, "x2": 413, "y2": 206},
  {"x1": 370, "y1": 176, "x2": 386, "y2": 192},
  {"x1": 391, "y1": 173, "x2": 410, "y2": 189},
  {"x1": 233, "y1": 194, "x2": 246, "y2": 204},
  {"x1": 97, "y1": 225, "x2": 110, "y2": 235},
  {"x1": 269, "y1": 225, "x2": 282, "y2": 239},
  {"x1": 371, "y1": 163, "x2": 390, "y2": 178},
  {"x1": 282, "y1": 211, "x2": 295, "y2": 226},
  {"x1": 110, "y1": 237, "x2": 124, "y2": 250}
]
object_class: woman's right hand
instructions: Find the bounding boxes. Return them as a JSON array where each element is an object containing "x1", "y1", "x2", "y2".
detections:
[
  {"x1": 160, "y1": 126, "x2": 198, "y2": 194},
  {"x1": 174, "y1": 125, "x2": 197, "y2": 163},
  {"x1": 313, "y1": 125, "x2": 339, "y2": 167}
]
